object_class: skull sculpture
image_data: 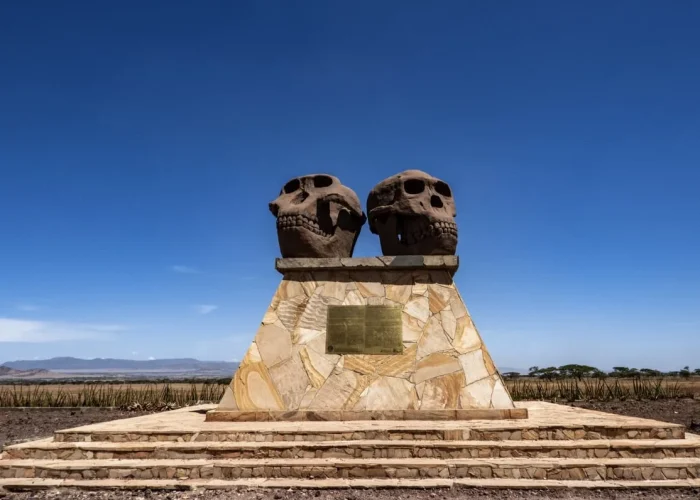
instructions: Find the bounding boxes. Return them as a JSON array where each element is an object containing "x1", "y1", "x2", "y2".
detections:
[
  {"x1": 367, "y1": 170, "x2": 457, "y2": 255},
  {"x1": 269, "y1": 174, "x2": 366, "y2": 258}
]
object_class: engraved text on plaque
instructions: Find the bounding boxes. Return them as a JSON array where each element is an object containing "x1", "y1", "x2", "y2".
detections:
[{"x1": 326, "y1": 305, "x2": 403, "y2": 355}]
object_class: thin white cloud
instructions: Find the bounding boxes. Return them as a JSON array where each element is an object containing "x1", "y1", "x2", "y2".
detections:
[
  {"x1": 0, "y1": 318, "x2": 124, "y2": 343},
  {"x1": 172, "y1": 265, "x2": 198, "y2": 274},
  {"x1": 148, "y1": 356, "x2": 155, "y2": 360},
  {"x1": 194, "y1": 304, "x2": 218, "y2": 315},
  {"x1": 83, "y1": 324, "x2": 128, "y2": 332},
  {"x1": 16, "y1": 304, "x2": 39, "y2": 312}
]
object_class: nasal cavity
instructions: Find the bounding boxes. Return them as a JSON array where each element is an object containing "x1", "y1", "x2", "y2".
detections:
[{"x1": 431, "y1": 195, "x2": 443, "y2": 208}]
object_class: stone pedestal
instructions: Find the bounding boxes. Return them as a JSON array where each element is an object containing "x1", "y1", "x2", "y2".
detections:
[{"x1": 207, "y1": 256, "x2": 525, "y2": 421}]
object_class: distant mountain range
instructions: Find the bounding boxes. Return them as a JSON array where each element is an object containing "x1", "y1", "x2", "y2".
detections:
[
  {"x1": 2, "y1": 357, "x2": 237, "y2": 373},
  {"x1": 497, "y1": 367, "x2": 525, "y2": 374},
  {"x1": 1, "y1": 357, "x2": 523, "y2": 379}
]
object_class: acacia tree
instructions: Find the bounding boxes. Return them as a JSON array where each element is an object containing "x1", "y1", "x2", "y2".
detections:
[
  {"x1": 529, "y1": 366, "x2": 560, "y2": 380},
  {"x1": 523, "y1": 364, "x2": 698, "y2": 379},
  {"x1": 610, "y1": 367, "x2": 640, "y2": 378},
  {"x1": 557, "y1": 364, "x2": 602, "y2": 380}
]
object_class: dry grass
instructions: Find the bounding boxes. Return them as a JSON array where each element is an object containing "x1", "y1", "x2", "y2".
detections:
[
  {"x1": 1, "y1": 377, "x2": 698, "y2": 408},
  {"x1": 505, "y1": 377, "x2": 700, "y2": 401},
  {"x1": 0, "y1": 383, "x2": 227, "y2": 408},
  {"x1": 0, "y1": 383, "x2": 221, "y2": 394}
]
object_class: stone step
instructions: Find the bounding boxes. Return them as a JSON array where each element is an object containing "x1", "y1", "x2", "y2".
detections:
[
  {"x1": 1, "y1": 457, "x2": 699, "y2": 481},
  {"x1": 6, "y1": 437, "x2": 700, "y2": 460},
  {"x1": 54, "y1": 423, "x2": 685, "y2": 443},
  {"x1": 49, "y1": 403, "x2": 687, "y2": 444},
  {"x1": 2, "y1": 477, "x2": 700, "y2": 491}
]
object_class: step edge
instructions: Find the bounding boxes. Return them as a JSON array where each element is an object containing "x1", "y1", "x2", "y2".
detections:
[
  {"x1": 2, "y1": 478, "x2": 700, "y2": 490},
  {"x1": 54, "y1": 423, "x2": 686, "y2": 434},
  {"x1": 3, "y1": 457, "x2": 700, "y2": 468},
  {"x1": 8, "y1": 438, "x2": 700, "y2": 451}
]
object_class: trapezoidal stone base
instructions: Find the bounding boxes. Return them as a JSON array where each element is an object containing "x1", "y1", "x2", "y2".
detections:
[{"x1": 209, "y1": 256, "x2": 524, "y2": 421}]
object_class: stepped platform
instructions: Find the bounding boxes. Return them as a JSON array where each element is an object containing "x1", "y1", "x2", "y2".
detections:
[{"x1": 1, "y1": 402, "x2": 699, "y2": 491}]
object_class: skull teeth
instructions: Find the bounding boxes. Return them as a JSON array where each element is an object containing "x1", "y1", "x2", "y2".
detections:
[
  {"x1": 277, "y1": 214, "x2": 333, "y2": 238},
  {"x1": 431, "y1": 221, "x2": 458, "y2": 236},
  {"x1": 398, "y1": 220, "x2": 457, "y2": 245}
]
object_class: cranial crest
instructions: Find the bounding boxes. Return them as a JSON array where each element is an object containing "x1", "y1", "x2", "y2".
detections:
[
  {"x1": 269, "y1": 174, "x2": 366, "y2": 258},
  {"x1": 367, "y1": 170, "x2": 457, "y2": 256}
]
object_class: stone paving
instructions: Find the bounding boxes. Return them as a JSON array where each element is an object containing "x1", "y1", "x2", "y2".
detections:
[
  {"x1": 49, "y1": 402, "x2": 686, "y2": 442},
  {"x1": 1, "y1": 402, "x2": 700, "y2": 490}
]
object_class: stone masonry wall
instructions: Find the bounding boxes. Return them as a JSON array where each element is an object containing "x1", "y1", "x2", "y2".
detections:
[{"x1": 217, "y1": 267, "x2": 514, "y2": 412}]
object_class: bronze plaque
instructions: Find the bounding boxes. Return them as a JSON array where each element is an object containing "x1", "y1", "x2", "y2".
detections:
[{"x1": 326, "y1": 305, "x2": 403, "y2": 355}]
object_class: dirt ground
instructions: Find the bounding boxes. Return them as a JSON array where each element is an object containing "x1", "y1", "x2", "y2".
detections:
[
  {"x1": 572, "y1": 399, "x2": 700, "y2": 431},
  {"x1": 0, "y1": 408, "x2": 152, "y2": 449},
  {"x1": 2, "y1": 485, "x2": 700, "y2": 500},
  {"x1": 2, "y1": 401, "x2": 700, "y2": 499}
]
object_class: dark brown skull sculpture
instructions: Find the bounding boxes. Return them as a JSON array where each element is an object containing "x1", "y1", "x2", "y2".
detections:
[
  {"x1": 367, "y1": 170, "x2": 457, "y2": 256},
  {"x1": 269, "y1": 174, "x2": 366, "y2": 258}
]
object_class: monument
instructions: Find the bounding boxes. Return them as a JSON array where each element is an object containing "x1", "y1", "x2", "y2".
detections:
[
  {"x1": 207, "y1": 170, "x2": 525, "y2": 421},
  {"x1": 2, "y1": 170, "x2": 697, "y2": 490}
]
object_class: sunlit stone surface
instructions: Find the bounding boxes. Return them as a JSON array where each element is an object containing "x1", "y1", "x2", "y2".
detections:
[{"x1": 216, "y1": 256, "x2": 515, "y2": 415}]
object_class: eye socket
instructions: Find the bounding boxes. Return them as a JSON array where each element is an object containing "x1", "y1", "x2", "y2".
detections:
[
  {"x1": 373, "y1": 213, "x2": 390, "y2": 225},
  {"x1": 435, "y1": 181, "x2": 452, "y2": 197},
  {"x1": 404, "y1": 179, "x2": 425, "y2": 195},
  {"x1": 313, "y1": 175, "x2": 333, "y2": 188},
  {"x1": 283, "y1": 178, "x2": 301, "y2": 194}
]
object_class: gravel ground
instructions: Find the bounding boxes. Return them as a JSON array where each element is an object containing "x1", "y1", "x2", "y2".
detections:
[
  {"x1": 2, "y1": 486, "x2": 700, "y2": 500},
  {"x1": 2, "y1": 401, "x2": 700, "y2": 499}
]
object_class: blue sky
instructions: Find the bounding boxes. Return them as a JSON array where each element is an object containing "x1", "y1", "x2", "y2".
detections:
[{"x1": 1, "y1": 1, "x2": 698, "y2": 371}]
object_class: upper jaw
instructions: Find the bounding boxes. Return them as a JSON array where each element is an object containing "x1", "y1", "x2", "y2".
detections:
[
  {"x1": 277, "y1": 213, "x2": 333, "y2": 238},
  {"x1": 393, "y1": 215, "x2": 457, "y2": 246}
]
